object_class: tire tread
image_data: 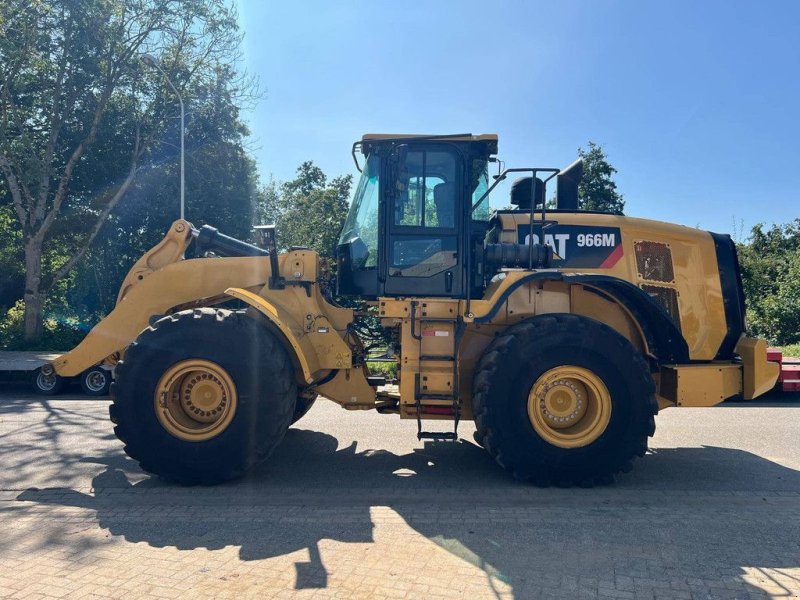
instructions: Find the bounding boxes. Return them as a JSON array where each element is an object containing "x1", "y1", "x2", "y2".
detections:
[
  {"x1": 472, "y1": 313, "x2": 658, "y2": 487},
  {"x1": 111, "y1": 308, "x2": 296, "y2": 485}
]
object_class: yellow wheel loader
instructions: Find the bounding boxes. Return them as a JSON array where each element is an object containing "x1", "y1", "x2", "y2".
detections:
[{"x1": 47, "y1": 133, "x2": 779, "y2": 485}]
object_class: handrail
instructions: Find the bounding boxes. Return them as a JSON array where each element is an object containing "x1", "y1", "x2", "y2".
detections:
[{"x1": 465, "y1": 166, "x2": 560, "y2": 320}]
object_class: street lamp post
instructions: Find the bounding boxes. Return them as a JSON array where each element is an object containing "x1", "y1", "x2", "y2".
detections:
[{"x1": 140, "y1": 53, "x2": 185, "y2": 220}]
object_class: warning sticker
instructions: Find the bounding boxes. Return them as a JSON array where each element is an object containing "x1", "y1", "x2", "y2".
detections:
[{"x1": 422, "y1": 329, "x2": 450, "y2": 337}]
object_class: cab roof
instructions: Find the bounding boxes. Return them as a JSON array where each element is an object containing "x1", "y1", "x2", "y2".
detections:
[{"x1": 360, "y1": 133, "x2": 498, "y2": 154}]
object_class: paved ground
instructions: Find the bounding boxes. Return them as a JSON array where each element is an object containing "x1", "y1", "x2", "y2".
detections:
[{"x1": 0, "y1": 384, "x2": 798, "y2": 600}]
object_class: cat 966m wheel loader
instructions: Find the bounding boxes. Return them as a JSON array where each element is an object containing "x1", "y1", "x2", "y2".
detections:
[{"x1": 47, "y1": 133, "x2": 779, "y2": 485}]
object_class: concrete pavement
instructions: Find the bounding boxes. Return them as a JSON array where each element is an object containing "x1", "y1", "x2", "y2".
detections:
[{"x1": 0, "y1": 384, "x2": 798, "y2": 599}]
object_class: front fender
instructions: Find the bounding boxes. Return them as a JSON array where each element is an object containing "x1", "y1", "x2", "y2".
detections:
[{"x1": 225, "y1": 287, "x2": 353, "y2": 385}]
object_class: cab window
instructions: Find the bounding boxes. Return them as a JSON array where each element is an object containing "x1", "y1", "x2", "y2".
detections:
[
  {"x1": 338, "y1": 154, "x2": 380, "y2": 267},
  {"x1": 394, "y1": 150, "x2": 457, "y2": 229},
  {"x1": 470, "y1": 158, "x2": 491, "y2": 222}
]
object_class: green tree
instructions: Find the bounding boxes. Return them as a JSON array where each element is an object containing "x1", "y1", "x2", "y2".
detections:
[
  {"x1": 259, "y1": 161, "x2": 352, "y2": 260},
  {"x1": 0, "y1": 202, "x2": 23, "y2": 310},
  {"x1": 0, "y1": 0, "x2": 248, "y2": 341},
  {"x1": 738, "y1": 220, "x2": 800, "y2": 344},
  {"x1": 255, "y1": 176, "x2": 282, "y2": 228},
  {"x1": 64, "y1": 90, "x2": 263, "y2": 324},
  {"x1": 577, "y1": 142, "x2": 625, "y2": 214}
]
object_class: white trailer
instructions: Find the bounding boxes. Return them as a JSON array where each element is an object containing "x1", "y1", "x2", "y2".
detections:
[{"x1": 0, "y1": 352, "x2": 112, "y2": 396}]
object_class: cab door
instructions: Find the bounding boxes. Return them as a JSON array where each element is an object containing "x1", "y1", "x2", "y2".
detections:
[{"x1": 383, "y1": 145, "x2": 464, "y2": 297}]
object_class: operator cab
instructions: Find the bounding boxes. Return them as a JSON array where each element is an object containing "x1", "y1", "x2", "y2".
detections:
[{"x1": 336, "y1": 133, "x2": 496, "y2": 298}]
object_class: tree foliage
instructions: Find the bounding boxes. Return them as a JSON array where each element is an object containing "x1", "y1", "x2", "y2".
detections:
[
  {"x1": 257, "y1": 161, "x2": 352, "y2": 260},
  {"x1": 0, "y1": 0, "x2": 252, "y2": 340},
  {"x1": 738, "y1": 220, "x2": 800, "y2": 345},
  {"x1": 577, "y1": 142, "x2": 625, "y2": 214}
]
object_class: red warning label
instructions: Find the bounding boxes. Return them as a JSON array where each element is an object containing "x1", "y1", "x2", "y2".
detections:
[{"x1": 422, "y1": 329, "x2": 450, "y2": 337}]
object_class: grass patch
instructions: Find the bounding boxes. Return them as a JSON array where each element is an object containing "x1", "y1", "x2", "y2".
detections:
[{"x1": 781, "y1": 344, "x2": 800, "y2": 358}]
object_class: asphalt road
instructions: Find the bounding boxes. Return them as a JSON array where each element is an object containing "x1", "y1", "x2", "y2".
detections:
[{"x1": 0, "y1": 384, "x2": 798, "y2": 599}]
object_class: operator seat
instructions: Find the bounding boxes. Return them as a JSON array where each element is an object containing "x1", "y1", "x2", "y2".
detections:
[{"x1": 433, "y1": 182, "x2": 455, "y2": 228}]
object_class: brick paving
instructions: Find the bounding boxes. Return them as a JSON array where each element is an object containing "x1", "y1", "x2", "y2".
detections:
[{"x1": 0, "y1": 388, "x2": 799, "y2": 599}]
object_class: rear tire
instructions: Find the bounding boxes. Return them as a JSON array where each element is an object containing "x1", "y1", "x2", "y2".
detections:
[
  {"x1": 472, "y1": 314, "x2": 657, "y2": 486},
  {"x1": 110, "y1": 308, "x2": 297, "y2": 485}
]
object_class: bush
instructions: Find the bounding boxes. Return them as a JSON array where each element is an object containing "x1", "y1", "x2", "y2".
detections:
[
  {"x1": 782, "y1": 344, "x2": 800, "y2": 358},
  {"x1": 0, "y1": 300, "x2": 87, "y2": 351},
  {"x1": 368, "y1": 360, "x2": 398, "y2": 381},
  {"x1": 738, "y1": 220, "x2": 800, "y2": 345}
]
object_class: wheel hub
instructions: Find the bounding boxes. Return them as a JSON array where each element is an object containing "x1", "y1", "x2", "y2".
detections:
[
  {"x1": 155, "y1": 359, "x2": 238, "y2": 442},
  {"x1": 37, "y1": 371, "x2": 57, "y2": 391},
  {"x1": 527, "y1": 366, "x2": 612, "y2": 448},
  {"x1": 180, "y1": 373, "x2": 229, "y2": 423},
  {"x1": 85, "y1": 370, "x2": 107, "y2": 392},
  {"x1": 539, "y1": 379, "x2": 588, "y2": 429}
]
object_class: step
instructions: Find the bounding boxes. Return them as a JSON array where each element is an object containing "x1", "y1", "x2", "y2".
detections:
[
  {"x1": 416, "y1": 393, "x2": 457, "y2": 401},
  {"x1": 415, "y1": 400, "x2": 458, "y2": 409},
  {"x1": 419, "y1": 355, "x2": 455, "y2": 362},
  {"x1": 417, "y1": 431, "x2": 458, "y2": 441}
]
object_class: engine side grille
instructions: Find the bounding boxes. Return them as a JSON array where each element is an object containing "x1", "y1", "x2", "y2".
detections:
[
  {"x1": 641, "y1": 284, "x2": 681, "y2": 332},
  {"x1": 635, "y1": 241, "x2": 675, "y2": 283}
]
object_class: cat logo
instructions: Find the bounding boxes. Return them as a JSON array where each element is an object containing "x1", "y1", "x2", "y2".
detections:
[{"x1": 517, "y1": 225, "x2": 623, "y2": 268}]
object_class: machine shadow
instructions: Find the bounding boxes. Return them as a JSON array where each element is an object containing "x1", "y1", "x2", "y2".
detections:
[{"x1": 17, "y1": 429, "x2": 800, "y2": 597}]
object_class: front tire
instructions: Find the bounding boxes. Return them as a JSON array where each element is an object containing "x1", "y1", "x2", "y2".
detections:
[
  {"x1": 291, "y1": 392, "x2": 317, "y2": 425},
  {"x1": 111, "y1": 308, "x2": 297, "y2": 485},
  {"x1": 472, "y1": 314, "x2": 657, "y2": 486}
]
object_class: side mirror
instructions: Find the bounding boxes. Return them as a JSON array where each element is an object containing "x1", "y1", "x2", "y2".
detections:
[{"x1": 557, "y1": 158, "x2": 583, "y2": 210}]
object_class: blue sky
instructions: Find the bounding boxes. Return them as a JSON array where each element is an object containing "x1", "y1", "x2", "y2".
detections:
[{"x1": 238, "y1": 0, "x2": 800, "y2": 237}]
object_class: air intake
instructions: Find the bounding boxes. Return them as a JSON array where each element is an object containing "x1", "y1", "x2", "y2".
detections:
[
  {"x1": 510, "y1": 177, "x2": 545, "y2": 209},
  {"x1": 635, "y1": 241, "x2": 675, "y2": 283}
]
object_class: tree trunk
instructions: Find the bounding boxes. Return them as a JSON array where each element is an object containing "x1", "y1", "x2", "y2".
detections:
[{"x1": 23, "y1": 237, "x2": 45, "y2": 342}]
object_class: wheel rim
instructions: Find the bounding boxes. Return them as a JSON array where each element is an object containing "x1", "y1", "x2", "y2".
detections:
[
  {"x1": 36, "y1": 371, "x2": 57, "y2": 391},
  {"x1": 154, "y1": 359, "x2": 238, "y2": 442},
  {"x1": 84, "y1": 370, "x2": 107, "y2": 392},
  {"x1": 527, "y1": 365, "x2": 612, "y2": 448}
]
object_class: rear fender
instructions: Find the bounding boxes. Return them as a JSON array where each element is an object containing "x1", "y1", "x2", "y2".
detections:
[
  {"x1": 570, "y1": 274, "x2": 690, "y2": 364},
  {"x1": 473, "y1": 272, "x2": 689, "y2": 364}
]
